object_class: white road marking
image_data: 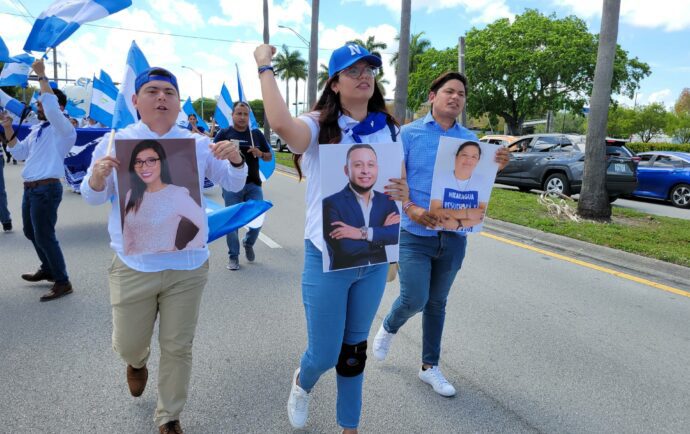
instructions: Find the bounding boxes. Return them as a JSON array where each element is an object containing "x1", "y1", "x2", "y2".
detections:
[{"x1": 259, "y1": 232, "x2": 282, "y2": 249}]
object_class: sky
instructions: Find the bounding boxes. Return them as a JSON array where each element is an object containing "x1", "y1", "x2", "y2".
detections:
[{"x1": 1, "y1": 0, "x2": 689, "y2": 114}]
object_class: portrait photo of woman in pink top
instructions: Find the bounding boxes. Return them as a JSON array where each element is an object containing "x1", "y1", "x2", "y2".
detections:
[{"x1": 121, "y1": 139, "x2": 206, "y2": 256}]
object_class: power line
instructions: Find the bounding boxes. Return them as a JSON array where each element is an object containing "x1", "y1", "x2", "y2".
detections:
[{"x1": 7, "y1": 0, "x2": 33, "y2": 24}]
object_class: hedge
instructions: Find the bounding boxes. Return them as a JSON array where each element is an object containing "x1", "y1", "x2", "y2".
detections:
[{"x1": 627, "y1": 142, "x2": 690, "y2": 153}]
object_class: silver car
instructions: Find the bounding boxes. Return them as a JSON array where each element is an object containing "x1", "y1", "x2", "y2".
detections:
[{"x1": 270, "y1": 132, "x2": 288, "y2": 152}]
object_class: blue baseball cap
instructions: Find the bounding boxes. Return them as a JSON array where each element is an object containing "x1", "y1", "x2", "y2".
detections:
[
  {"x1": 328, "y1": 42, "x2": 382, "y2": 78},
  {"x1": 134, "y1": 67, "x2": 179, "y2": 94}
]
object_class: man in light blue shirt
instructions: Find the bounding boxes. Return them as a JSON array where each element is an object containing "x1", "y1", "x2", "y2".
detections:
[
  {"x1": 0, "y1": 59, "x2": 76, "y2": 302},
  {"x1": 373, "y1": 71, "x2": 509, "y2": 397}
]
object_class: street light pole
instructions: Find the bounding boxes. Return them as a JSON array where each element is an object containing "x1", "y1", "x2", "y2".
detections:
[
  {"x1": 278, "y1": 24, "x2": 316, "y2": 109},
  {"x1": 182, "y1": 65, "x2": 204, "y2": 120}
]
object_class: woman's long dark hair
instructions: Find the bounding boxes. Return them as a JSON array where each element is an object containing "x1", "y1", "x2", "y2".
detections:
[
  {"x1": 125, "y1": 139, "x2": 173, "y2": 214},
  {"x1": 293, "y1": 74, "x2": 397, "y2": 179}
]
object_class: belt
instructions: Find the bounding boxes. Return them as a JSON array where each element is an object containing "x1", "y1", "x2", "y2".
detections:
[{"x1": 23, "y1": 178, "x2": 60, "y2": 189}]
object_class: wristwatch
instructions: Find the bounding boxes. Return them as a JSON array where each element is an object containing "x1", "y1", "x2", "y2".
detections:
[
  {"x1": 359, "y1": 226, "x2": 367, "y2": 240},
  {"x1": 37, "y1": 76, "x2": 49, "y2": 82}
]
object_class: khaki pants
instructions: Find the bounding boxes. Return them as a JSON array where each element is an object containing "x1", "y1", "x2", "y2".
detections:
[{"x1": 108, "y1": 256, "x2": 209, "y2": 427}]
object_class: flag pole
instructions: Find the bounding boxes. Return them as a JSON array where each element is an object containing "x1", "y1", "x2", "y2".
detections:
[{"x1": 105, "y1": 128, "x2": 115, "y2": 155}]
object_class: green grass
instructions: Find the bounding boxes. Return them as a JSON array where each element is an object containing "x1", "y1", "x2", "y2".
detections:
[
  {"x1": 487, "y1": 188, "x2": 690, "y2": 267},
  {"x1": 273, "y1": 151, "x2": 295, "y2": 169}
]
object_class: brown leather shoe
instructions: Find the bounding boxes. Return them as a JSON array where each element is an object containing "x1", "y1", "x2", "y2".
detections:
[
  {"x1": 158, "y1": 420, "x2": 183, "y2": 434},
  {"x1": 39, "y1": 281, "x2": 73, "y2": 302},
  {"x1": 126, "y1": 364, "x2": 148, "y2": 397},
  {"x1": 22, "y1": 269, "x2": 55, "y2": 283}
]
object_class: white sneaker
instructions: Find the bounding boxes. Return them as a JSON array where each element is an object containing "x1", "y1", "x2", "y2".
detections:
[
  {"x1": 373, "y1": 324, "x2": 395, "y2": 361},
  {"x1": 287, "y1": 368, "x2": 310, "y2": 428},
  {"x1": 418, "y1": 366, "x2": 456, "y2": 397}
]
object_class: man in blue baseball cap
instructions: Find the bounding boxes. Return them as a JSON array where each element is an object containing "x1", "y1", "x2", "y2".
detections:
[{"x1": 81, "y1": 64, "x2": 247, "y2": 434}]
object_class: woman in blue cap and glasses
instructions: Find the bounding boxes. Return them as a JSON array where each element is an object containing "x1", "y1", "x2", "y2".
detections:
[{"x1": 254, "y1": 42, "x2": 408, "y2": 433}]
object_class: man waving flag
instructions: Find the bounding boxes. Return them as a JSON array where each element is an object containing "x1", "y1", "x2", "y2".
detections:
[{"x1": 24, "y1": 0, "x2": 132, "y2": 52}]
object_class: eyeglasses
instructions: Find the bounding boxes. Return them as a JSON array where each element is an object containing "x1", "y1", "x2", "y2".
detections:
[
  {"x1": 134, "y1": 157, "x2": 160, "y2": 168},
  {"x1": 340, "y1": 65, "x2": 379, "y2": 79}
]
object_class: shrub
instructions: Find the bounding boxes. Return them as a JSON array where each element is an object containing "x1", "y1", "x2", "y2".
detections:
[{"x1": 627, "y1": 142, "x2": 690, "y2": 153}]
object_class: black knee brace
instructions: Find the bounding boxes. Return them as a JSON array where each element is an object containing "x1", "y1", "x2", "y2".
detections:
[{"x1": 335, "y1": 340, "x2": 367, "y2": 377}]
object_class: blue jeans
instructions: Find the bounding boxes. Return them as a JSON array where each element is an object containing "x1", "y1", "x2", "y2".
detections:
[
  {"x1": 22, "y1": 182, "x2": 69, "y2": 283},
  {"x1": 222, "y1": 183, "x2": 263, "y2": 259},
  {"x1": 0, "y1": 158, "x2": 10, "y2": 224},
  {"x1": 383, "y1": 230, "x2": 467, "y2": 366},
  {"x1": 299, "y1": 240, "x2": 388, "y2": 429}
]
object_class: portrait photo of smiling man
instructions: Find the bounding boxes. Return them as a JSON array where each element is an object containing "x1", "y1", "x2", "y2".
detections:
[{"x1": 320, "y1": 143, "x2": 402, "y2": 272}]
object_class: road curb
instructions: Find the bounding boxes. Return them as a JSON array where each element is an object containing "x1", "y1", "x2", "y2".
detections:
[{"x1": 484, "y1": 218, "x2": 690, "y2": 292}]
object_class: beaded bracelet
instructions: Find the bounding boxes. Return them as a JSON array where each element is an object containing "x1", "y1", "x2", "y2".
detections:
[
  {"x1": 258, "y1": 65, "x2": 274, "y2": 75},
  {"x1": 402, "y1": 201, "x2": 415, "y2": 213}
]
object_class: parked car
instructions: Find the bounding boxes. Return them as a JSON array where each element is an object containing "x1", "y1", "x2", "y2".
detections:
[
  {"x1": 270, "y1": 132, "x2": 289, "y2": 152},
  {"x1": 630, "y1": 152, "x2": 690, "y2": 208},
  {"x1": 495, "y1": 133, "x2": 638, "y2": 201},
  {"x1": 479, "y1": 134, "x2": 518, "y2": 150},
  {"x1": 578, "y1": 137, "x2": 641, "y2": 164}
]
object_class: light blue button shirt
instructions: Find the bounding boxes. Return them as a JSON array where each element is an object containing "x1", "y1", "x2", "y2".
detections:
[
  {"x1": 10, "y1": 93, "x2": 76, "y2": 182},
  {"x1": 402, "y1": 111, "x2": 478, "y2": 237}
]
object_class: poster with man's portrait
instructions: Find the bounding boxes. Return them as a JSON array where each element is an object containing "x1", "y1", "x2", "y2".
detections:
[
  {"x1": 115, "y1": 138, "x2": 207, "y2": 256},
  {"x1": 428, "y1": 136, "x2": 500, "y2": 233},
  {"x1": 319, "y1": 142, "x2": 403, "y2": 272}
]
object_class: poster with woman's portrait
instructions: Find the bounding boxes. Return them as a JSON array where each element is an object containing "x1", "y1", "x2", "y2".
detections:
[
  {"x1": 115, "y1": 138, "x2": 207, "y2": 256},
  {"x1": 319, "y1": 142, "x2": 403, "y2": 272},
  {"x1": 428, "y1": 137, "x2": 500, "y2": 234}
]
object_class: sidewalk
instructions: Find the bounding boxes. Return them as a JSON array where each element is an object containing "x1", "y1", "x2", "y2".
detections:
[{"x1": 275, "y1": 163, "x2": 689, "y2": 292}]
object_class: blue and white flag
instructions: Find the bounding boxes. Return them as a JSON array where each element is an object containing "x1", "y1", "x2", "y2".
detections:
[
  {"x1": 99, "y1": 69, "x2": 115, "y2": 88},
  {"x1": 0, "y1": 36, "x2": 24, "y2": 63},
  {"x1": 89, "y1": 75, "x2": 118, "y2": 127},
  {"x1": 0, "y1": 88, "x2": 28, "y2": 117},
  {"x1": 66, "y1": 100, "x2": 86, "y2": 118},
  {"x1": 112, "y1": 41, "x2": 149, "y2": 130},
  {"x1": 235, "y1": 63, "x2": 259, "y2": 130},
  {"x1": 182, "y1": 97, "x2": 210, "y2": 131},
  {"x1": 213, "y1": 83, "x2": 234, "y2": 129},
  {"x1": 205, "y1": 199, "x2": 273, "y2": 243},
  {"x1": 24, "y1": 0, "x2": 132, "y2": 52},
  {"x1": 30, "y1": 90, "x2": 40, "y2": 112},
  {"x1": 0, "y1": 54, "x2": 34, "y2": 87}
]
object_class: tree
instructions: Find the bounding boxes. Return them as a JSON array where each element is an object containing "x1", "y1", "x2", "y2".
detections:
[
  {"x1": 352, "y1": 35, "x2": 389, "y2": 96},
  {"x1": 393, "y1": 0, "x2": 411, "y2": 124},
  {"x1": 273, "y1": 44, "x2": 307, "y2": 113},
  {"x1": 674, "y1": 88, "x2": 690, "y2": 115},
  {"x1": 293, "y1": 63, "x2": 307, "y2": 116},
  {"x1": 307, "y1": 0, "x2": 319, "y2": 110},
  {"x1": 407, "y1": 47, "x2": 457, "y2": 112},
  {"x1": 192, "y1": 97, "x2": 215, "y2": 121},
  {"x1": 578, "y1": 0, "x2": 621, "y2": 221},
  {"x1": 666, "y1": 111, "x2": 690, "y2": 143},
  {"x1": 634, "y1": 103, "x2": 670, "y2": 142},
  {"x1": 390, "y1": 31, "x2": 431, "y2": 75},
  {"x1": 248, "y1": 99, "x2": 265, "y2": 127},
  {"x1": 317, "y1": 63, "x2": 329, "y2": 91},
  {"x1": 535, "y1": 111, "x2": 587, "y2": 134},
  {"x1": 464, "y1": 9, "x2": 650, "y2": 135},
  {"x1": 606, "y1": 105, "x2": 636, "y2": 138}
]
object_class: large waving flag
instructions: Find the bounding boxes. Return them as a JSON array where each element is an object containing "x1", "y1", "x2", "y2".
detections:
[
  {"x1": 112, "y1": 41, "x2": 149, "y2": 130},
  {"x1": 65, "y1": 100, "x2": 86, "y2": 118},
  {"x1": 23, "y1": 0, "x2": 132, "y2": 52},
  {"x1": 205, "y1": 199, "x2": 273, "y2": 243},
  {"x1": 0, "y1": 88, "x2": 28, "y2": 117},
  {"x1": 0, "y1": 36, "x2": 23, "y2": 63},
  {"x1": 182, "y1": 97, "x2": 210, "y2": 131},
  {"x1": 235, "y1": 63, "x2": 259, "y2": 130},
  {"x1": 30, "y1": 90, "x2": 40, "y2": 112},
  {"x1": 99, "y1": 69, "x2": 115, "y2": 88},
  {"x1": 0, "y1": 54, "x2": 34, "y2": 87},
  {"x1": 213, "y1": 83, "x2": 234, "y2": 129},
  {"x1": 89, "y1": 74, "x2": 118, "y2": 127}
]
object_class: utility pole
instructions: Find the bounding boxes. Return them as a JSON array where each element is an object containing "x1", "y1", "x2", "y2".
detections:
[
  {"x1": 52, "y1": 50, "x2": 58, "y2": 81},
  {"x1": 458, "y1": 36, "x2": 467, "y2": 127}
]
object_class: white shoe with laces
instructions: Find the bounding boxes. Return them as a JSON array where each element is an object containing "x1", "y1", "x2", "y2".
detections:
[
  {"x1": 418, "y1": 366, "x2": 456, "y2": 397},
  {"x1": 373, "y1": 324, "x2": 395, "y2": 361},
  {"x1": 287, "y1": 368, "x2": 310, "y2": 428}
]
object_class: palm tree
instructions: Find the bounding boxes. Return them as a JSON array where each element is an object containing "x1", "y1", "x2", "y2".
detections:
[
  {"x1": 307, "y1": 0, "x2": 319, "y2": 109},
  {"x1": 352, "y1": 36, "x2": 389, "y2": 95},
  {"x1": 273, "y1": 44, "x2": 307, "y2": 113},
  {"x1": 393, "y1": 0, "x2": 412, "y2": 124},
  {"x1": 390, "y1": 31, "x2": 431, "y2": 75},
  {"x1": 578, "y1": 0, "x2": 621, "y2": 221},
  {"x1": 317, "y1": 63, "x2": 329, "y2": 91},
  {"x1": 294, "y1": 63, "x2": 307, "y2": 116}
]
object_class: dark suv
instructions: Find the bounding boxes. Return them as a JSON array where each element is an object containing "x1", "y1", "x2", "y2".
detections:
[{"x1": 495, "y1": 134, "x2": 638, "y2": 201}]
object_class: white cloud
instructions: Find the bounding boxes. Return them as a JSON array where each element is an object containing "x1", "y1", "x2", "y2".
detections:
[
  {"x1": 148, "y1": 0, "x2": 204, "y2": 30},
  {"x1": 212, "y1": 0, "x2": 311, "y2": 35},
  {"x1": 647, "y1": 89, "x2": 672, "y2": 106},
  {"x1": 0, "y1": 14, "x2": 32, "y2": 53},
  {"x1": 343, "y1": 0, "x2": 514, "y2": 20},
  {"x1": 554, "y1": 0, "x2": 690, "y2": 31}
]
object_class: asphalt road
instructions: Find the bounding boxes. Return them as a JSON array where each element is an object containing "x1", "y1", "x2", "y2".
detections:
[{"x1": 1, "y1": 163, "x2": 689, "y2": 433}]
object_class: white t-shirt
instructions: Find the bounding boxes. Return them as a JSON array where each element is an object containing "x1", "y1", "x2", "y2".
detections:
[
  {"x1": 430, "y1": 171, "x2": 491, "y2": 233},
  {"x1": 293, "y1": 112, "x2": 399, "y2": 251}
]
